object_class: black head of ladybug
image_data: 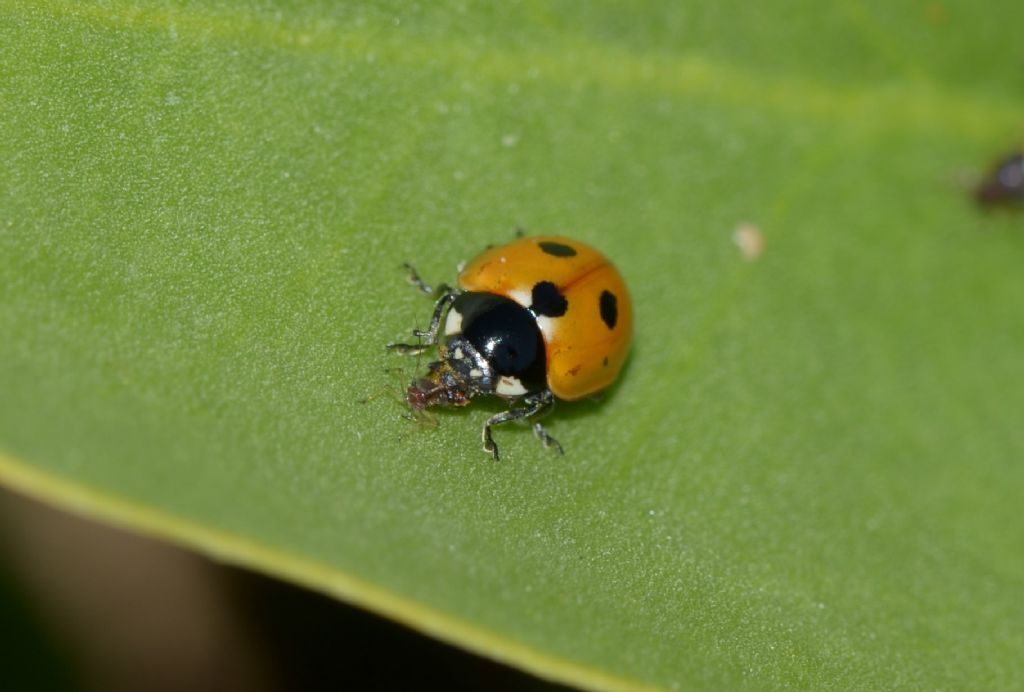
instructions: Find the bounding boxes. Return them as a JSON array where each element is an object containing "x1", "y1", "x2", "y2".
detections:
[{"x1": 404, "y1": 291, "x2": 548, "y2": 412}]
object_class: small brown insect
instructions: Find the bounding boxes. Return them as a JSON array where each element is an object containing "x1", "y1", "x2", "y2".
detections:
[{"x1": 976, "y1": 152, "x2": 1024, "y2": 207}]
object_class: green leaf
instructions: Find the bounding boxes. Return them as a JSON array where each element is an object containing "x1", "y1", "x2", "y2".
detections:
[{"x1": 3, "y1": 1, "x2": 1023, "y2": 688}]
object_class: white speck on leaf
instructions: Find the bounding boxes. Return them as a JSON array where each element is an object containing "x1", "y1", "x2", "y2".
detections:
[{"x1": 733, "y1": 222, "x2": 765, "y2": 260}]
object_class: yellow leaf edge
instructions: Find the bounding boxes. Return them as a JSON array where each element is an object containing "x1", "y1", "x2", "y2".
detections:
[{"x1": 0, "y1": 448, "x2": 659, "y2": 692}]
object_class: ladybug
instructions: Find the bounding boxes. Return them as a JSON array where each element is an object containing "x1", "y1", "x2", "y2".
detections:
[
  {"x1": 976, "y1": 151, "x2": 1024, "y2": 206},
  {"x1": 388, "y1": 235, "x2": 632, "y2": 460}
]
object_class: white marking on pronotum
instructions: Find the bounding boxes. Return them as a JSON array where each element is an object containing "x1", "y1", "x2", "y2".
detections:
[
  {"x1": 445, "y1": 308, "x2": 463, "y2": 335},
  {"x1": 507, "y1": 288, "x2": 531, "y2": 308},
  {"x1": 469, "y1": 368, "x2": 483, "y2": 378},
  {"x1": 534, "y1": 315, "x2": 558, "y2": 341},
  {"x1": 496, "y1": 376, "x2": 527, "y2": 396}
]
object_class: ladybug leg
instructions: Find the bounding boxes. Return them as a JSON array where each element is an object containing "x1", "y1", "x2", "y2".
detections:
[
  {"x1": 387, "y1": 291, "x2": 457, "y2": 355},
  {"x1": 526, "y1": 390, "x2": 563, "y2": 455},
  {"x1": 532, "y1": 422, "x2": 563, "y2": 456},
  {"x1": 481, "y1": 390, "x2": 560, "y2": 460},
  {"x1": 481, "y1": 408, "x2": 525, "y2": 461},
  {"x1": 401, "y1": 262, "x2": 452, "y2": 298}
]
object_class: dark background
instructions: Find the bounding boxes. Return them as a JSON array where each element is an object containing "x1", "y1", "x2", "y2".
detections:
[{"x1": 0, "y1": 488, "x2": 571, "y2": 692}]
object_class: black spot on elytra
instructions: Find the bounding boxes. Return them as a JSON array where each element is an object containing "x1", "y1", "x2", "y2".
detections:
[
  {"x1": 603, "y1": 356, "x2": 609, "y2": 367},
  {"x1": 538, "y1": 241, "x2": 577, "y2": 257},
  {"x1": 531, "y1": 281, "x2": 568, "y2": 317},
  {"x1": 599, "y1": 290, "x2": 618, "y2": 329}
]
